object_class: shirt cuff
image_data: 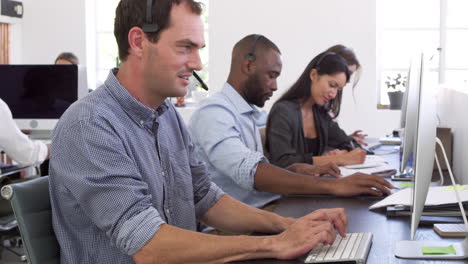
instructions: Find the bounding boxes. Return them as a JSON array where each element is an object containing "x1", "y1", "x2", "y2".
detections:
[
  {"x1": 36, "y1": 141, "x2": 48, "y2": 164},
  {"x1": 195, "y1": 182, "x2": 225, "y2": 219},
  {"x1": 116, "y1": 207, "x2": 165, "y2": 255},
  {"x1": 237, "y1": 152, "x2": 268, "y2": 191}
]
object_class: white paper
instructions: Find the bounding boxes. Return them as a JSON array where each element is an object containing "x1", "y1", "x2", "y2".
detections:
[
  {"x1": 369, "y1": 185, "x2": 468, "y2": 210},
  {"x1": 340, "y1": 155, "x2": 391, "y2": 177}
]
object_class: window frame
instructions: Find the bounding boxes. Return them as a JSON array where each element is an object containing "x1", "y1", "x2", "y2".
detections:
[{"x1": 377, "y1": 0, "x2": 468, "y2": 108}]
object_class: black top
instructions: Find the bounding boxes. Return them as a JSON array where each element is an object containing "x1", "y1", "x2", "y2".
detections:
[
  {"x1": 304, "y1": 137, "x2": 320, "y2": 156},
  {"x1": 266, "y1": 99, "x2": 353, "y2": 167}
]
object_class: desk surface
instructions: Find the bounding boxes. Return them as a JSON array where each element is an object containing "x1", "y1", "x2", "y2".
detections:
[{"x1": 236, "y1": 147, "x2": 465, "y2": 264}]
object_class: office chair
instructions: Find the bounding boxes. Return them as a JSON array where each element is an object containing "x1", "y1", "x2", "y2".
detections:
[
  {"x1": 1, "y1": 176, "x2": 60, "y2": 264},
  {"x1": 0, "y1": 173, "x2": 26, "y2": 262},
  {"x1": 258, "y1": 127, "x2": 270, "y2": 159}
]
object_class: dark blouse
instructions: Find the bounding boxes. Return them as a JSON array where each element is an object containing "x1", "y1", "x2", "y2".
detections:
[
  {"x1": 266, "y1": 99, "x2": 353, "y2": 168},
  {"x1": 305, "y1": 137, "x2": 320, "y2": 156}
]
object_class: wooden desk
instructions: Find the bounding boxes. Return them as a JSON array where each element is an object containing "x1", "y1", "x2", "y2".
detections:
[{"x1": 236, "y1": 147, "x2": 465, "y2": 263}]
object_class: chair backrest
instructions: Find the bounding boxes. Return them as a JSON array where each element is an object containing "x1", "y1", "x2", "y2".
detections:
[
  {"x1": 258, "y1": 127, "x2": 270, "y2": 159},
  {"x1": 1, "y1": 176, "x2": 60, "y2": 264}
]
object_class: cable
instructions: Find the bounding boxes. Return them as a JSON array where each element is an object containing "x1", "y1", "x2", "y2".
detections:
[{"x1": 435, "y1": 137, "x2": 468, "y2": 233}]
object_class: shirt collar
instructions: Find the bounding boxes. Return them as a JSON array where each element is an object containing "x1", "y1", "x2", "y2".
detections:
[
  {"x1": 104, "y1": 68, "x2": 169, "y2": 128},
  {"x1": 221, "y1": 82, "x2": 261, "y2": 117}
]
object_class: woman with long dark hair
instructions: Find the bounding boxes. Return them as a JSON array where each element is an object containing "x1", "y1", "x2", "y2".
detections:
[{"x1": 266, "y1": 51, "x2": 366, "y2": 168}]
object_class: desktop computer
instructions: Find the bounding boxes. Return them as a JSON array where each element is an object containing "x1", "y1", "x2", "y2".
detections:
[
  {"x1": 395, "y1": 54, "x2": 468, "y2": 260},
  {"x1": 0, "y1": 64, "x2": 88, "y2": 133}
]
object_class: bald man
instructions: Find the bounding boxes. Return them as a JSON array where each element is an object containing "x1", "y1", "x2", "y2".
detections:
[{"x1": 189, "y1": 34, "x2": 393, "y2": 211}]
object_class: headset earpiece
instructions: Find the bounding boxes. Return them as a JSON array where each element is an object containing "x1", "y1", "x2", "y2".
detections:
[
  {"x1": 245, "y1": 34, "x2": 262, "y2": 61},
  {"x1": 142, "y1": 0, "x2": 159, "y2": 33}
]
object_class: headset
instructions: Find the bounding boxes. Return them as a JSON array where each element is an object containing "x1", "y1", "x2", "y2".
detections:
[
  {"x1": 314, "y1": 51, "x2": 336, "y2": 71},
  {"x1": 245, "y1": 34, "x2": 263, "y2": 61},
  {"x1": 142, "y1": 0, "x2": 208, "y2": 90}
]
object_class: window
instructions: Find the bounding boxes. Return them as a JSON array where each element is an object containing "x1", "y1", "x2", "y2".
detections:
[
  {"x1": 0, "y1": 23, "x2": 9, "y2": 64},
  {"x1": 94, "y1": 0, "x2": 120, "y2": 87},
  {"x1": 92, "y1": 0, "x2": 209, "y2": 94},
  {"x1": 378, "y1": 0, "x2": 468, "y2": 106}
]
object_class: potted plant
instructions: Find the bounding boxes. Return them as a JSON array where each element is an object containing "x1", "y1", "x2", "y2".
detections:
[{"x1": 385, "y1": 73, "x2": 407, "y2": 110}]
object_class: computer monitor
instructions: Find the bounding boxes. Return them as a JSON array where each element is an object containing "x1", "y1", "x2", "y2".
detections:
[
  {"x1": 400, "y1": 55, "x2": 423, "y2": 173},
  {"x1": 408, "y1": 53, "x2": 437, "y2": 240},
  {"x1": 395, "y1": 55, "x2": 468, "y2": 259},
  {"x1": 0, "y1": 64, "x2": 88, "y2": 131}
]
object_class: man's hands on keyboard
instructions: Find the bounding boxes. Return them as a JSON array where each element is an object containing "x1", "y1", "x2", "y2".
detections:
[{"x1": 270, "y1": 208, "x2": 348, "y2": 260}]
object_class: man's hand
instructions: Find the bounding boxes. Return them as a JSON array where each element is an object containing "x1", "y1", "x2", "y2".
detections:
[
  {"x1": 270, "y1": 208, "x2": 347, "y2": 260},
  {"x1": 287, "y1": 162, "x2": 340, "y2": 178},
  {"x1": 331, "y1": 173, "x2": 394, "y2": 197},
  {"x1": 349, "y1": 130, "x2": 368, "y2": 146}
]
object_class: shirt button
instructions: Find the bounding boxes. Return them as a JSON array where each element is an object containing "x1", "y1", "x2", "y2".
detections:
[
  {"x1": 165, "y1": 208, "x2": 170, "y2": 215},
  {"x1": 162, "y1": 171, "x2": 165, "y2": 176},
  {"x1": 140, "y1": 120, "x2": 144, "y2": 125}
]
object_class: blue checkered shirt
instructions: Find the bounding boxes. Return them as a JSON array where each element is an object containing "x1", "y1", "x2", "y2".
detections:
[{"x1": 49, "y1": 69, "x2": 224, "y2": 263}]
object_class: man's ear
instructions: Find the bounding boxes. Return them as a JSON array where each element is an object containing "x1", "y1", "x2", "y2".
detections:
[
  {"x1": 127, "y1": 26, "x2": 145, "y2": 58},
  {"x1": 241, "y1": 58, "x2": 256, "y2": 75}
]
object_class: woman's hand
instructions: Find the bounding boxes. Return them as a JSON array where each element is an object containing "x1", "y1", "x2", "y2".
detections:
[{"x1": 349, "y1": 130, "x2": 368, "y2": 146}]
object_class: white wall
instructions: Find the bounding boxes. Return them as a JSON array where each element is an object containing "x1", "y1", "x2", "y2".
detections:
[
  {"x1": 209, "y1": 0, "x2": 401, "y2": 137},
  {"x1": 17, "y1": 0, "x2": 86, "y2": 65},
  {"x1": 437, "y1": 87, "x2": 468, "y2": 183}
]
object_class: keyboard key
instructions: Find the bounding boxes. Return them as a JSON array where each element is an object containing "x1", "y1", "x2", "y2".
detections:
[
  {"x1": 324, "y1": 235, "x2": 342, "y2": 260},
  {"x1": 349, "y1": 233, "x2": 363, "y2": 259}
]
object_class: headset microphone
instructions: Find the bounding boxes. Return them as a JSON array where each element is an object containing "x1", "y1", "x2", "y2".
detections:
[{"x1": 193, "y1": 72, "x2": 208, "y2": 91}]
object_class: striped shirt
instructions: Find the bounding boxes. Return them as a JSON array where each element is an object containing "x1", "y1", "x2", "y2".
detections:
[{"x1": 49, "y1": 69, "x2": 224, "y2": 264}]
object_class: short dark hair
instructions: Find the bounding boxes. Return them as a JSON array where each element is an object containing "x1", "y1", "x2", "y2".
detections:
[
  {"x1": 55, "y1": 52, "x2": 79, "y2": 64},
  {"x1": 234, "y1": 34, "x2": 281, "y2": 58},
  {"x1": 276, "y1": 51, "x2": 350, "y2": 118},
  {"x1": 114, "y1": 0, "x2": 203, "y2": 62}
]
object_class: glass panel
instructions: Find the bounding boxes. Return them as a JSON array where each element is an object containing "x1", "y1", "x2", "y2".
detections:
[
  {"x1": 445, "y1": 70, "x2": 468, "y2": 87},
  {"x1": 382, "y1": 30, "x2": 439, "y2": 69},
  {"x1": 382, "y1": 0, "x2": 439, "y2": 29},
  {"x1": 97, "y1": 33, "x2": 119, "y2": 70},
  {"x1": 447, "y1": 0, "x2": 468, "y2": 28},
  {"x1": 446, "y1": 29, "x2": 468, "y2": 68},
  {"x1": 96, "y1": 0, "x2": 120, "y2": 32}
]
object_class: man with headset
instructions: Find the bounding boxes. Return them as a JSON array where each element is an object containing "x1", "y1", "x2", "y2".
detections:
[
  {"x1": 189, "y1": 35, "x2": 393, "y2": 214},
  {"x1": 49, "y1": 0, "x2": 348, "y2": 263}
]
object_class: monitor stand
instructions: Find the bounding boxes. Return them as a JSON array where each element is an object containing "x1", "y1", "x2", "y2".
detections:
[{"x1": 395, "y1": 137, "x2": 468, "y2": 260}]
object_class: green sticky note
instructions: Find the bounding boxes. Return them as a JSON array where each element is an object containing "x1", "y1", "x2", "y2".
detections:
[
  {"x1": 421, "y1": 245, "x2": 456, "y2": 255},
  {"x1": 399, "y1": 182, "x2": 414, "y2": 188},
  {"x1": 442, "y1": 185, "x2": 468, "y2": 192}
]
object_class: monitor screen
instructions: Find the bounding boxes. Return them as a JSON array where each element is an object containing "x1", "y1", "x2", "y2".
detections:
[
  {"x1": 0, "y1": 65, "x2": 86, "y2": 130},
  {"x1": 400, "y1": 55, "x2": 423, "y2": 173}
]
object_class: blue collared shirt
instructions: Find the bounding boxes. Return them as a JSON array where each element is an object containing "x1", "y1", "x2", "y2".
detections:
[
  {"x1": 49, "y1": 69, "x2": 224, "y2": 264},
  {"x1": 189, "y1": 83, "x2": 280, "y2": 210}
]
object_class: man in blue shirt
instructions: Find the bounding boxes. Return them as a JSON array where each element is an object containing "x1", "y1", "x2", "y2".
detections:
[
  {"x1": 49, "y1": 0, "x2": 348, "y2": 263},
  {"x1": 189, "y1": 35, "x2": 393, "y2": 210}
]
